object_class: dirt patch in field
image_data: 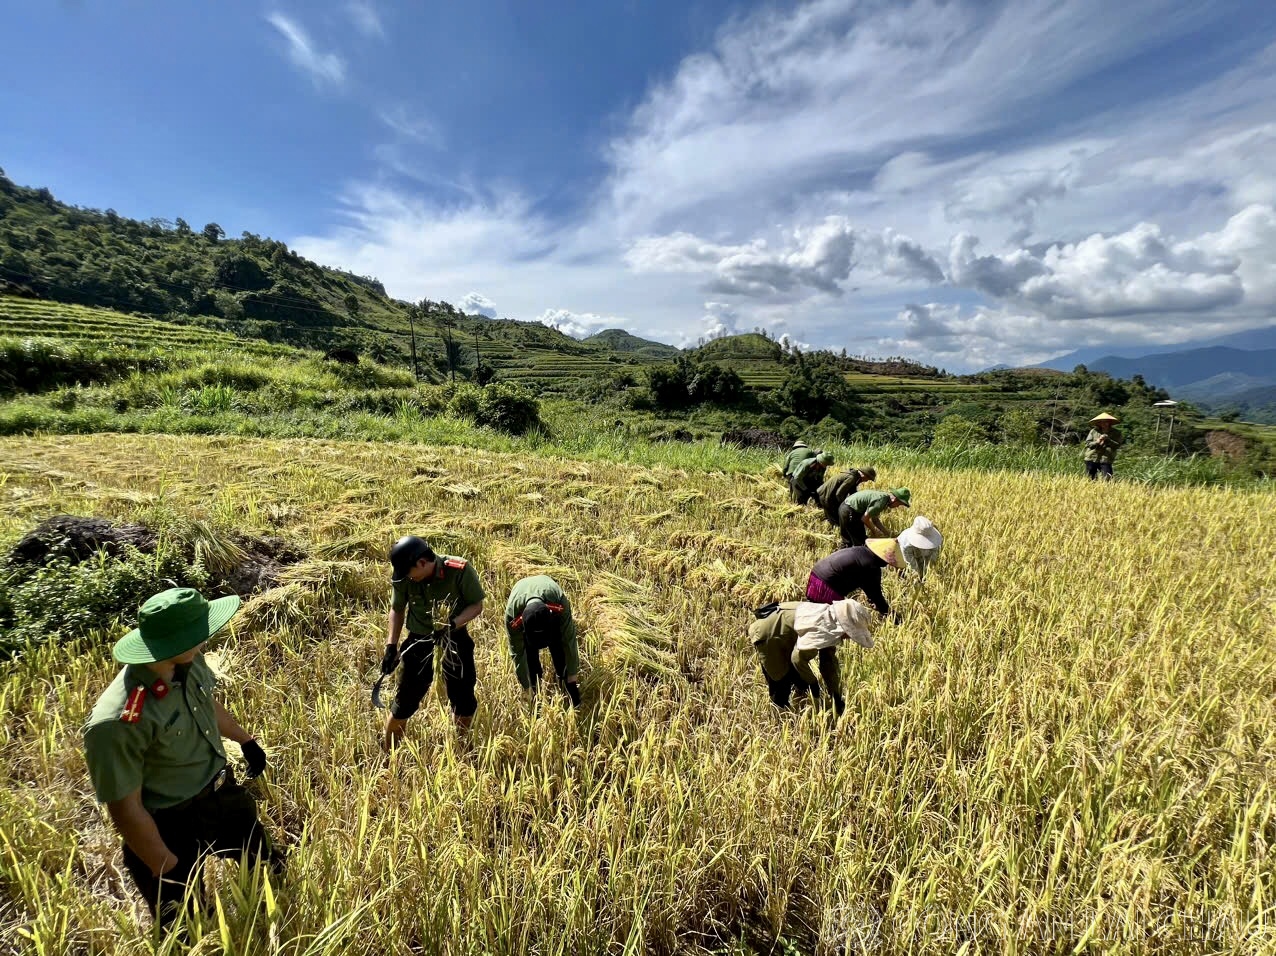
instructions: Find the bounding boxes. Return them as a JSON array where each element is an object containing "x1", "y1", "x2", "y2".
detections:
[
  {"x1": 7, "y1": 515, "x2": 305, "y2": 597},
  {"x1": 720, "y1": 427, "x2": 789, "y2": 450}
]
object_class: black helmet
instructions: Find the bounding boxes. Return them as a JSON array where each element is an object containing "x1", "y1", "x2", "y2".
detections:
[
  {"x1": 389, "y1": 535, "x2": 435, "y2": 583},
  {"x1": 521, "y1": 598, "x2": 561, "y2": 645}
]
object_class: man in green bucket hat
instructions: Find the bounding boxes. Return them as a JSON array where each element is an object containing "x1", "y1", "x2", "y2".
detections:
[
  {"x1": 82, "y1": 587, "x2": 283, "y2": 930},
  {"x1": 837, "y1": 487, "x2": 911, "y2": 548}
]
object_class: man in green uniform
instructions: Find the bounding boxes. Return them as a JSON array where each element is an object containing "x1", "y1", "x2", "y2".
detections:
[
  {"x1": 748, "y1": 598, "x2": 875, "y2": 716},
  {"x1": 815, "y1": 466, "x2": 877, "y2": 528},
  {"x1": 782, "y1": 440, "x2": 818, "y2": 479},
  {"x1": 838, "y1": 487, "x2": 910, "y2": 548},
  {"x1": 504, "y1": 574, "x2": 581, "y2": 708},
  {"x1": 790, "y1": 451, "x2": 833, "y2": 505},
  {"x1": 1084, "y1": 412, "x2": 1122, "y2": 480},
  {"x1": 380, "y1": 535, "x2": 486, "y2": 749},
  {"x1": 82, "y1": 588, "x2": 282, "y2": 930}
]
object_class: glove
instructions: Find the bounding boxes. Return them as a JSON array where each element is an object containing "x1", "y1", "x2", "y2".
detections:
[
  {"x1": 381, "y1": 644, "x2": 400, "y2": 675},
  {"x1": 242, "y1": 739, "x2": 268, "y2": 779}
]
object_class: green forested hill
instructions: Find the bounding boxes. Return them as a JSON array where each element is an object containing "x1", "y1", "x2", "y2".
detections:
[{"x1": 0, "y1": 170, "x2": 673, "y2": 385}]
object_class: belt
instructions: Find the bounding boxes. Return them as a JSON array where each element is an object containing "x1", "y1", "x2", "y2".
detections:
[{"x1": 162, "y1": 766, "x2": 232, "y2": 814}]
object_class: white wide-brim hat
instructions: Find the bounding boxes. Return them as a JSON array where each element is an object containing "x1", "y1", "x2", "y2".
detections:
[
  {"x1": 832, "y1": 598, "x2": 874, "y2": 648},
  {"x1": 897, "y1": 516, "x2": 943, "y2": 576}
]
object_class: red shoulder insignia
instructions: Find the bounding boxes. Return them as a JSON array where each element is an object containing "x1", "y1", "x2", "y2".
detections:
[
  {"x1": 511, "y1": 614, "x2": 524, "y2": 629},
  {"x1": 150, "y1": 679, "x2": 170, "y2": 699},
  {"x1": 546, "y1": 603, "x2": 564, "y2": 614},
  {"x1": 444, "y1": 557, "x2": 467, "y2": 570},
  {"x1": 120, "y1": 686, "x2": 146, "y2": 724}
]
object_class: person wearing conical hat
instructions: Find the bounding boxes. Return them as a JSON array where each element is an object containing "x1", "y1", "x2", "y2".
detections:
[
  {"x1": 790, "y1": 451, "x2": 833, "y2": 505},
  {"x1": 837, "y1": 487, "x2": 910, "y2": 548},
  {"x1": 896, "y1": 516, "x2": 944, "y2": 581},
  {"x1": 748, "y1": 598, "x2": 875, "y2": 716},
  {"x1": 806, "y1": 541, "x2": 900, "y2": 619},
  {"x1": 82, "y1": 588, "x2": 283, "y2": 930},
  {"x1": 1084, "y1": 412, "x2": 1122, "y2": 480}
]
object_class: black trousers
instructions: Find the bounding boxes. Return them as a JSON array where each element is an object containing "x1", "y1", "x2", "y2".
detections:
[
  {"x1": 790, "y1": 477, "x2": 818, "y2": 505},
  {"x1": 525, "y1": 632, "x2": 569, "y2": 690},
  {"x1": 838, "y1": 505, "x2": 868, "y2": 548},
  {"x1": 121, "y1": 769, "x2": 280, "y2": 928},
  {"x1": 1085, "y1": 461, "x2": 1114, "y2": 480},
  {"x1": 761, "y1": 663, "x2": 819, "y2": 708},
  {"x1": 391, "y1": 628, "x2": 478, "y2": 719}
]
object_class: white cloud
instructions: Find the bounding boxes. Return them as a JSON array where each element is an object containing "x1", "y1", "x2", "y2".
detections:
[
  {"x1": 700, "y1": 301, "x2": 739, "y2": 341},
  {"x1": 287, "y1": 0, "x2": 1276, "y2": 372},
  {"x1": 266, "y1": 13, "x2": 346, "y2": 88},
  {"x1": 627, "y1": 218, "x2": 940, "y2": 298},
  {"x1": 537, "y1": 309, "x2": 630, "y2": 339},
  {"x1": 948, "y1": 221, "x2": 1247, "y2": 319},
  {"x1": 461, "y1": 292, "x2": 497, "y2": 318},
  {"x1": 378, "y1": 106, "x2": 439, "y2": 145},
  {"x1": 345, "y1": 0, "x2": 384, "y2": 39}
]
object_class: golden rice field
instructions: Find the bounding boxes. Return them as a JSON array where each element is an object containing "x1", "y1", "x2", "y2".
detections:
[{"x1": 1, "y1": 433, "x2": 1274, "y2": 955}]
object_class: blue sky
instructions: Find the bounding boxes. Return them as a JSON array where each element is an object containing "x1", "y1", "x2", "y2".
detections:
[{"x1": 5, "y1": 0, "x2": 1276, "y2": 369}]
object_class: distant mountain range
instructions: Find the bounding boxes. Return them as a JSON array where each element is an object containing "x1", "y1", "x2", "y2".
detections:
[
  {"x1": 1035, "y1": 324, "x2": 1276, "y2": 371},
  {"x1": 1032, "y1": 324, "x2": 1276, "y2": 422}
]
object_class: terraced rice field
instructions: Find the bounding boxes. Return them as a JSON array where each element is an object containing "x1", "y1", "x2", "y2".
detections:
[
  {"x1": 0, "y1": 297, "x2": 291, "y2": 357},
  {"x1": 2, "y1": 433, "x2": 1274, "y2": 954}
]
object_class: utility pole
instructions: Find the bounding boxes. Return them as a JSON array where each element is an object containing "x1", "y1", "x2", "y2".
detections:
[{"x1": 407, "y1": 306, "x2": 420, "y2": 381}]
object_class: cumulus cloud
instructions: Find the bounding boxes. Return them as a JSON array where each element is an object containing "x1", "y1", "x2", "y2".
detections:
[
  {"x1": 345, "y1": 1, "x2": 384, "y2": 39},
  {"x1": 628, "y1": 217, "x2": 940, "y2": 299},
  {"x1": 266, "y1": 13, "x2": 345, "y2": 87},
  {"x1": 461, "y1": 292, "x2": 497, "y2": 318},
  {"x1": 700, "y1": 301, "x2": 740, "y2": 341},
  {"x1": 537, "y1": 308, "x2": 630, "y2": 339},
  {"x1": 948, "y1": 222, "x2": 1246, "y2": 319}
]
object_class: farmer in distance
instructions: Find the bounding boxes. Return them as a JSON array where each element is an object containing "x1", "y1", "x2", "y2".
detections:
[
  {"x1": 82, "y1": 588, "x2": 283, "y2": 930},
  {"x1": 790, "y1": 451, "x2": 833, "y2": 505},
  {"x1": 748, "y1": 598, "x2": 875, "y2": 716},
  {"x1": 838, "y1": 487, "x2": 911, "y2": 548},
  {"x1": 504, "y1": 574, "x2": 582, "y2": 708},
  {"x1": 815, "y1": 465, "x2": 877, "y2": 529},
  {"x1": 1084, "y1": 412, "x2": 1122, "y2": 480},
  {"x1": 380, "y1": 535, "x2": 485, "y2": 749}
]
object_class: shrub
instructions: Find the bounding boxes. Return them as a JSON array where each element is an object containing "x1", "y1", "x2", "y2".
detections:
[
  {"x1": 447, "y1": 383, "x2": 484, "y2": 421},
  {"x1": 0, "y1": 337, "x2": 166, "y2": 394},
  {"x1": 0, "y1": 546, "x2": 209, "y2": 657},
  {"x1": 931, "y1": 414, "x2": 988, "y2": 447},
  {"x1": 476, "y1": 382, "x2": 542, "y2": 435}
]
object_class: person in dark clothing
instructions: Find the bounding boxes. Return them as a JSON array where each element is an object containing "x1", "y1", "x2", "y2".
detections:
[
  {"x1": 815, "y1": 467, "x2": 877, "y2": 528},
  {"x1": 806, "y1": 541, "x2": 902, "y2": 620}
]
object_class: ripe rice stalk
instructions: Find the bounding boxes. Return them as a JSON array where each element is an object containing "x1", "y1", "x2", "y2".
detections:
[{"x1": 582, "y1": 571, "x2": 682, "y2": 683}]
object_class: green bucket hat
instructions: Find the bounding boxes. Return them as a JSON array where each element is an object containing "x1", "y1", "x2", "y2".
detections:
[
  {"x1": 112, "y1": 588, "x2": 241, "y2": 665},
  {"x1": 890, "y1": 487, "x2": 911, "y2": 507}
]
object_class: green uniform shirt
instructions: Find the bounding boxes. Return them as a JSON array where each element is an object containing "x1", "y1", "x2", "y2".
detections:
[
  {"x1": 816, "y1": 471, "x2": 862, "y2": 510},
  {"x1": 1084, "y1": 427, "x2": 1122, "y2": 463},
  {"x1": 844, "y1": 489, "x2": 892, "y2": 519},
  {"x1": 83, "y1": 655, "x2": 226, "y2": 810},
  {"x1": 391, "y1": 554, "x2": 485, "y2": 635},
  {"x1": 782, "y1": 447, "x2": 817, "y2": 477},
  {"x1": 504, "y1": 575, "x2": 580, "y2": 690},
  {"x1": 792, "y1": 455, "x2": 827, "y2": 490}
]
